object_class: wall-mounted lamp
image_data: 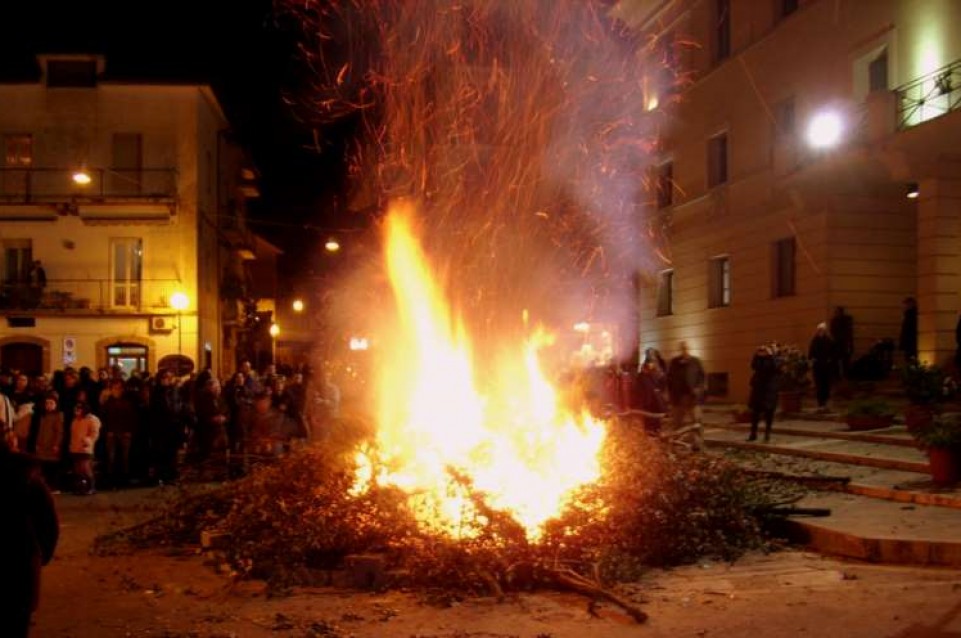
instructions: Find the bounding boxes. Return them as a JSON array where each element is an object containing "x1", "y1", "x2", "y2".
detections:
[
  {"x1": 325, "y1": 238, "x2": 341, "y2": 252},
  {"x1": 292, "y1": 299, "x2": 305, "y2": 313},
  {"x1": 72, "y1": 168, "x2": 92, "y2": 185},
  {"x1": 906, "y1": 183, "x2": 920, "y2": 199}
]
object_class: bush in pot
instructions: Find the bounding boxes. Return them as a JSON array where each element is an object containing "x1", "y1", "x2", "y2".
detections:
[
  {"x1": 910, "y1": 412, "x2": 961, "y2": 485},
  {"x1": 844, "y1": 398, "x2": 896, "y2": 431}
]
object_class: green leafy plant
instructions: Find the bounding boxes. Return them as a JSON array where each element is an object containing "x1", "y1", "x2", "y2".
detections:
[
  {"x1": 911, "y1": 412, "x2": 961, "y2": 450},
  {"x1": 772, "y1": 344, "x2": 810, "y2": 392},
  {"x1": 844, "y1": 398, "x2": 895, "y2": 419},
  {"x1": 900, "y1": 362, "x2": 949, "y2": 406}
]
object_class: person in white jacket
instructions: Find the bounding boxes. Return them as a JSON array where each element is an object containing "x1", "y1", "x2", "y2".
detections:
[{"x1": 69, "y1": 401, "x2": 101, "y2": 495}]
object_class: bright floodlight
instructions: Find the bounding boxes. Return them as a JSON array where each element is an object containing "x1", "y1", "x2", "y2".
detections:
[
  {"x1": 169, "y1": 291, "x2": 189, "y2": 311},
  {"x1": 806, "y1": 111, "x2": 843, "y2": 149},
  {"x1": 72, "y1": 169, "x2": 92, "y2": 185}
]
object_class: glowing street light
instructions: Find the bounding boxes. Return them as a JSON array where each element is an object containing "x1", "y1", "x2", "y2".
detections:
[
  {"x1": 72, "y1": 169, "x2": 92, "y2": 185},
  {"x1": 806, "y1": 111, "x2": 843, "y2": 149},
  {"x1": 269, "y1": 322, "x2": 280, "y2": 338},
  {"x1": 169, "y1": 291, "x2": 189, "y2": 355},
  {"x1": 292, "y1": 298, "x2": 305, "y2": 313},
  {"x1": 325, "y1": 238, "x2": 341, "y2": 252}
]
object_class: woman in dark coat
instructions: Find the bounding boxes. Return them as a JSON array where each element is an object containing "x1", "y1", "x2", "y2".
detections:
[
  {"x1": 0, "y1": 424, "x2": 59, "y2": 638},
  {"x1": 747, "y1": 346, "x2": 780, "y2": 442},
  {"x1": 808, "y1": 322, "x2": 836, "y2": 411}
]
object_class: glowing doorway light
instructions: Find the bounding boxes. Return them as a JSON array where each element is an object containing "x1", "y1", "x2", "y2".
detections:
[{"x1": 806, "y1": 111, "x2": 843, "y2": 149}]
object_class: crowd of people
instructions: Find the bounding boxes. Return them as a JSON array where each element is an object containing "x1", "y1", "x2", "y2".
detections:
[{"x1": 0, "y1": 361, "x2": 341, "y2": 495}]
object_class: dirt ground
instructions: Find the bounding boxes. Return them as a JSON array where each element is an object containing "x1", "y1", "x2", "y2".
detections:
[{"x1": 32, "y1": 488, "x2": 961, "y2": 638}]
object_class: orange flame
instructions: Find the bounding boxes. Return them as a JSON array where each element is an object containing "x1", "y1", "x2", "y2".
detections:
[{"x1": 356, "y1": 201, "x2": 606, "y2": 539}]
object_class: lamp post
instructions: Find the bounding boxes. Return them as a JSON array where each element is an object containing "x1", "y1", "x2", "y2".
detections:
[
  {"x1": 269, "y1": 322, "x2": 280, "y2": 364},
  {"x1": 170, "y1": 291, "x2": 189, "y2": 357}
]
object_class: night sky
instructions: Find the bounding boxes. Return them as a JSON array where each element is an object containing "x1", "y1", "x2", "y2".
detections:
[{"x1": 0, "y1": 0, "x2": 356, "y2": 275}]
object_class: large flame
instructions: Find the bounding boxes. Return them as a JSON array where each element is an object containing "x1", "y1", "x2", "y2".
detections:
[{"x1": 357, "y1": 201, "x2": 606, "y2": 539}]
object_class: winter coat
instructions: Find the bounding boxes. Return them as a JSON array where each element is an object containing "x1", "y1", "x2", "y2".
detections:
[
  {"x1": 34, "y1": 412, "x2": 64, "y2": 462},
  {"x1": 100, "y1": 395, "x2": 139, "y2": 435},
  {"x1": 69, "y1": 413, "x2": 101, "y2": 455},
  {"x1": 808, "y1": 334, "x2": 836, "y2": 374},
  {"x1": 748, "y1": 352, "x2": 780, "y2": 412},
  {"x1": 666, "y1": 355, "x2": 705, "y2": 404},
  {"x1": 0, "y1": 448, "x2": 59, "y2": 617}
]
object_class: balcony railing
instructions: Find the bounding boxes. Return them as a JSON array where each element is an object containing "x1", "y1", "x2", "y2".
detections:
[
  {"x1": 896, "y1": 58, "x2": 961, "y2": 130},
  {"x1": 0, "y1": 278, "x2": 185, "y2": 314},
  {"x1": 0, "y1": 167, "x2": 177, "y2": 204}
]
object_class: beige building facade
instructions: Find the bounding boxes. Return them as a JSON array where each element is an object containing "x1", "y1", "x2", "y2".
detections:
[
  {"x1": 0, "y1": 55, "x2": 262, "y2": 378},
  {"x1": 617, "y1": 0, "x2": 961, "y2": 399}
]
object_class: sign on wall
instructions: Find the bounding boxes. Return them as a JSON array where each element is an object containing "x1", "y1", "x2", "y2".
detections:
[{"x1": 63, "y1": 336, "x2": 77, "y2": 366}]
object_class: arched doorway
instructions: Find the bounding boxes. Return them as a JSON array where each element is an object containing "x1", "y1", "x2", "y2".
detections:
[
  {"x1": 0, "y1": 341, "x2": 43, "y2": 375},
  {"x1": 105, "y1": 342, "x2": 149, "y2": 377}
]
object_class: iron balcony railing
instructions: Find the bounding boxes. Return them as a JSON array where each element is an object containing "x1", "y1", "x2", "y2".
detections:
[
  {"x1": 896, "y1": 58, "x2": 961, "y2": 130},
  {"x1": 0, "y1": 167, "x2": 177, "y2": 203},
  {"x1": 0, "y1": 278, "x2": 185, "y2": 314}
]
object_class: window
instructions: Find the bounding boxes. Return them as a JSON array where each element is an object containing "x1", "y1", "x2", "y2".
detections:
[
  {"x1": 706, "y1": 372, "x2": 729, "y2": 397},
  {"x1": 708, "y1": 256, "x2": 731, "y2": 308},
  {"x1": 3, "y1": 239, "x2": 32, "y2": 285},
  {"x1": 111, "y1": 133, "x2": 143, "y2": 195},
  {"x1": 3, "y1": 134, "x2": 32, "y2": 197},
  {"x1": 46, "y1": 59, "x2": 98, "y2": 87},
  {"x1": 868, "y1": 49, "x2": 889, "y2": 93},
  {"x1": 773, "y1": 237, "x2": 796, "y2": 297},
  {"x1": 707, "y1": 132, "x2": 728, "y2": 187},
  {"x1": 106, "y1": 343, "x2": 148, "y2": 376},
  {"x1": 656, "y1": 161, "x2": 673, "y2": 209},
  {"x1": 656, "y1": 269, "x2": 674, "y2": 316},
  {"x1": 779, "y1": 0, "x2": 799, "y2": 19},
  {"x1": 715, "y1": 0, "x2": 731, "y2": 63},
  {"x1": 774, "y1": 98, "x2": 796, "y2": 137},
  {"x1": 111, "y1": 238, "x2": 143, "y2": 308}
]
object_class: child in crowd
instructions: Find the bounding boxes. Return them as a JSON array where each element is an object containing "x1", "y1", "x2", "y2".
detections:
[{"x1": 69, "y1": 401, "x2": 101, "y2": 495}]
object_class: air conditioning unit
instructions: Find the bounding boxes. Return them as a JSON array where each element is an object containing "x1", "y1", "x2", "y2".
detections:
[{"x1": 149, "y1": 315, "x2": 175, "y2": 333}]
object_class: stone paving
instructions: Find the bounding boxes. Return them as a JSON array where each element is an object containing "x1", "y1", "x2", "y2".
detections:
[{"x1": 698, "y1": 404, "x2": 961, "y2": 566}]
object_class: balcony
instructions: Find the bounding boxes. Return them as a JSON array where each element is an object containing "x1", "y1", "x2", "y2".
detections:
[
  {"x1": 896, "y1": 58, "x2": 961, "y2": 130},
  {"x1": 0, "y1": 278, "x2": 185, "y2": 316},
  {"x1": 0, "y1": 167, "x2": 177, "y2": 205}
]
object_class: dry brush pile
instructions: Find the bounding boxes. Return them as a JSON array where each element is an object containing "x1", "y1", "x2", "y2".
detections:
[{"x1": 96, "y1": 416, "x2": 800, "y2": 602}]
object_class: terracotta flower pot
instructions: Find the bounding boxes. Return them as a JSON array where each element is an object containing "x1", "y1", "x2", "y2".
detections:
[
  {"x1": 928, "y1": 447, "x2": 960, "y2": 485},
  {"x1": 845, "y1": 415, "x2": 895, "y2": 431},
  {"x1": 779, "y1": 391, "x2": 803, "y2": 414}
]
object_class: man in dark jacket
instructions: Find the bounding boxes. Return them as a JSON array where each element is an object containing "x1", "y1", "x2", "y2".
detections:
[
  {"x1": 666, "y1": 341, "x2": 706, "y2": 451},
  {"x1": 0, "y1": 423, "x2": 59, "y2": 637}
]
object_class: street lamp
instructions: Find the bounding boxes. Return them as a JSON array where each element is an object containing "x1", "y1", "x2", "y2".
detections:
[
  {"x1": 269, "y1": 322, "x2": 280, "y2": 364},
  {"x1": 292, "y1": 298, "x2": 304, "y2": 313},
  {"x1": 325, "y1": 238, "x2": 341, "y2": 252},
  {"x1": 805, "y1": 111, "x2": 843, "y2": 149},
  {"x1": 72, "y1": 168, "x2": 92, "y2": 185},
  {"x1": 170, "y1": 291, "x2": 189, "y2": 356}
]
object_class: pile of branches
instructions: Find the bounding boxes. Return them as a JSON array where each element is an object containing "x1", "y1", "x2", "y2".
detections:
[{"x1": 96, "y1": 416, "x2": 800, "y2": 601}]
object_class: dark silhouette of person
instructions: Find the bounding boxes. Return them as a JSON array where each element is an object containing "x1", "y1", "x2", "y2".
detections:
[
  {"x1": 809, "y1": 323, "x2": 836, "y2": 411},
  {"x1": 830, "y1": 306, "x2": 854, "y2": 379},
  {"x1": 747, "y1": 345, "x2": 779, "y2": 442},
  {"x1": 899, "y1": 297, "x2": 918, "y2": 364},
  {"x1": 0, "y1": 424, "x2": 59, "y2": 637}
]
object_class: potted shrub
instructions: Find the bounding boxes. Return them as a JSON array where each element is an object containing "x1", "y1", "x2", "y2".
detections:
[
  {"x1": 773, "y1": 344, "x2": 810, "y2": 414},
  {"x1": 844, "y1": 398, "x2": 896, "y2": 431},
  {"x1": 911, "y1": 412, "x2": 961, "y2": 485},
  {"x1": 900, "y1": 362, "x2": 952, "y2": 432}
]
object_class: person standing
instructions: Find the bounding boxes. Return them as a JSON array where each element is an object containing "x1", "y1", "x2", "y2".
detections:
[
  {"x1": 899, "y1": 297, "x2": 918, "y2": 364},
  {"x1": 0, "y1": 422, "x2": 59, "y2": 638},
  {"x1": 747, "y1": 346, "x2": 779, "y2": 442},
  {"x1": 829, "y1": 306, "x2": 854, "y2": 379},
  {"x1": 69, "y1": 401, "x2": 101, "y2": 495},
  {"x1": 33, "y1": 393, "x2": 64, "y2": 490},
  {"x1": 634, "y1": 358, "x2": 668, "y2": 436},
  {"x1": 808, "y1": 323, "x2": 836, "y2": 412},
  {"x1": 666, "y1": 341, "x2": 706, "y2": 451}
]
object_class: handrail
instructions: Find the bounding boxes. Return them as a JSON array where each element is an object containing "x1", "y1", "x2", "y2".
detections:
[
  {"x1": 0, "y1": 167, "x2": 177, "y2": 203},
  {"x1": 0, "y1": 277, "x2": 185, "y2": 313},
  {"x1": 895, "y1": 58, "x2": 961, "y2": 130}
]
